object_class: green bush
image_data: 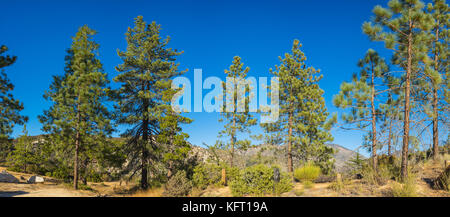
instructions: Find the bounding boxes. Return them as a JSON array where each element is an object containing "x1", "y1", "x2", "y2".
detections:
[
  {"x1": 163, "y1": 170, "x2": 192, "y2": 197},
  {"x1": 294, "y1": 163, "x2": 321, "y2": 182},
  {"x1": 192, "y1": 163, "x2": 240, "y2": 189},
  {"x1": 230, "y1": 164, "x2": 292, "y2": 196},
  {"x1": 192, "y1": 163, "x2": 222, "y2": 189}
]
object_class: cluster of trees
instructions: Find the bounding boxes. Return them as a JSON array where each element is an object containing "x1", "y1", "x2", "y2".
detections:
[
  {"x1": 334, "y1": 0, "x2": 449, "y2": 180},
  {"x1": 214, "y1": 40, "x2": 335, "y2": 176},
  {"x1": 0, "y1": 0, "x2": 448, "y2": 192},
  {"x1": 1, "y1": 15, "x2": 334, "y2": 190},
  {"x1": 1, "y1": 17, "x2": 192, "y2": 190}
]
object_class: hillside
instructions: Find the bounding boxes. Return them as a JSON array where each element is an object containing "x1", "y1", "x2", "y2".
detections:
[{"x1": 190, "y1": 143, "x2": 362, "y2": 172}]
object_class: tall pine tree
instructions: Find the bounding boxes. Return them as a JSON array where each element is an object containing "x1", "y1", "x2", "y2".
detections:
[
  {"x1": 423, "y1": 0, "x2": 449, "y2": 160},
  {"x1": 218, "y1": 56, "x2": 257, "y2": 167},
  {"x1": 40, "y1": 25, "x2": 113, "y2": 189},
  {"x1": 363, "y1": 0, "x2": 433, "y2": 179},
  {"x1": 114, "y1": 16, "x2": 190, "y2": 189},
  {"x1": 0, "y1": 45, "x2": 27, "y2": 162},
  {"x1": 333, "y1": 49, "x2": 393, "y2": 170},
  {"x1": 262, "y1": 40, "x2": 334, "y2": 175}
]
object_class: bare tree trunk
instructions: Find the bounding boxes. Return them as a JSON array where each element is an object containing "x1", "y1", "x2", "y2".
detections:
[
  {"x1": 141, "y1": 83, "x2": 149, "y2": 190},
  {"x1": 74, "y1": 110, "x2": 80, "y2": 190},
  {"x1": 287, "y1": 112, "x2": 293, "y2": 176},
  {"x1": 388, "y1": 119, "x2": 392, "y2": 156},
  {"x1": 370, "y1": 62, "x2": 377, "y2": 171},
  {"x1": 401, "y1": 26, "x2": 412, "y2": 180},
  {"x1": 432, "y1": 88, "x2": 439, "y2": 160},
  {"x1": 432, "y1": 27, "x2": 440, "y2": 161},
  {"x1": 230, "y1": 116, "x2": 236, "y2": 168}
]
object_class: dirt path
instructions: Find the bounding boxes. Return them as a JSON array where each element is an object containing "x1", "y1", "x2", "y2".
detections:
[
  {"x1": 0, "y1": 167, "x2": 96, "y2": 197},
  {"x1": 0, "y1": 182, "x2": 96, "y2": 197}
]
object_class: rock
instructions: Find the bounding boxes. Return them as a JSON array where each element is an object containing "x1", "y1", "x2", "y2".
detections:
[
  {"x1": 28, "y1": 175, "x2": 45, "y2": 184},
  {"x1": 0, "y1": 170, "x2": 19, "y2": 183}
]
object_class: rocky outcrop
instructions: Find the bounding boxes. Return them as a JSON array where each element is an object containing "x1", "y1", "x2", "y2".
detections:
[
  {"x1": 28, "y1": 175, "x2": 45, "y2": 184},
  {"x1": 0, "y1": 170, "x2": 19, "y2": 183}
]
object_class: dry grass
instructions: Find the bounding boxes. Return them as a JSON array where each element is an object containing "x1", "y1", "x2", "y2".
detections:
[{"x1": 131, "y1": 187, "x2": 164, "y2": 197}]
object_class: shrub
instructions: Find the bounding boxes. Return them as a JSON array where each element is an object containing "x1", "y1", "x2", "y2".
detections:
[
  {"x1": 230, "y1": 164, "x2": 292, "y2": 196},
  {"x1": 361, "y1": 164, "x2": 388, "y2": 186},
  {"x1": 294, "y1": 189, "x2": 304, "y2": 196},
  {"x1": 192, "y1": 163, "x2": 239, "y2": 189},
  {"x1": 192, "y1": 163, "x2": 222, "y2": 189},
  {"x1": 163, "y1": 170, "x2": 192, "y2": 197},
  {"x1": 328, "y1": 180, "x2": 345, "y2": 192},
  {"x1": 391, "y1": 174, "x2": 417, "y2": 197},
  {"x1": 303, "y1": 180, "x2": 314, "y2": 189},
  {"x1": 294, "y1": 163, "x2": 321, "y2": 182}
]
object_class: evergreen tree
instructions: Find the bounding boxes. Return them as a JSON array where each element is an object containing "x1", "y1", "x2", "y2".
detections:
[
  {"x1": 39, "y1": 25, "x2": 113, "y2": 189},
  {"x1": 379, "y1": 90, "x2": 403, "y2": 156},
  {"x1": 262, "y1": 40, "x2": 334, "y2": 175},
  {"x1": 7, "y1": 125, "x2": 42, "y2": 173},
  {"x1": 333, "y1": 49, "x2": 393, "y2": 170},
  {"x1": 218, "y1": 56, "x2": 257, "y2": 167},
  {"x1": 159, "y1": 111, "x2": 192, "y2": 179},
  {"x1": 114, "y1": 16, "x2": 190, "y2": 189},
  {"x1": 0, "y1": 45, "x2": 27, "y2": 162},
  {"x1": 423, "y1": 0, "x2": 449, "y2": 160},
  {"x1": 363, "y1": 0, "x2": 434, "y2": 179}
]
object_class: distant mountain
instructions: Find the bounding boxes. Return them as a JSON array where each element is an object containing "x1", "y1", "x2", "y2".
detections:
[{"x1": 191, "y1": 143, "x2": 363, "y2": 172}]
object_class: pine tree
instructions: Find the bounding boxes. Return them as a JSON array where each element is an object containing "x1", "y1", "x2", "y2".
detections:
[
  {"x1": 379, "y1": 90, "x2": 403, "y2": 156},
  {"x1": 262, "y1": 40, "x2": 334, "y2": 175},
  {"x1": 159, "y1": 111, "x2": 192, "y2": 179},
  {"x1": 423, "y1": 0, "x2": 449, "y2": 160},
  {"x1": 0, "y1": 45, "x2": 27, "y2": 162},
  {"x1": 333, "y1": 49, "x2": 393, "y2": 170},
  {"x1": 7, "y1": 125, "x2": 42, "y2": 173},
  {"x1": 39, "y1": 25, "x2": 113, "y2": 189},
  {"x1": 114, "y1": 16, "x2": 190, "y2": 189},
  {"x1": 218, "y1": 56, "x2": 257, "y2": 167},
  {"x1": 363, "y1": 0, "x2": 434, "y2": 179}
]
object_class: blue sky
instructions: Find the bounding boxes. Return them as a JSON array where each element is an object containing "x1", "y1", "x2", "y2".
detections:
[{"x1": 1, "y1": 0, "x2": 395, "y2": 155}]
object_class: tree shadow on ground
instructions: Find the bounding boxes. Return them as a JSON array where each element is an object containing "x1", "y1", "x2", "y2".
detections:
[{"x1": 0, "y1": 190, "x2": 29, "y2": 197}]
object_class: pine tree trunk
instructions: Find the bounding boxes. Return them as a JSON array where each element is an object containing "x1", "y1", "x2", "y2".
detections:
[
  {"x1": 74, "y1": 110, "x2": 80, "y2": 190},
  {"x1": 287, "y1": 112, "x2": 293, "y2": 175},
  {"x1": 401, "y1": 26, "x2": 412, "y2": 180},
  {"x1": 388, "y1": 119, "x2": 392, "y2": 156},
  {"x1": 432, "y1": 87, "x2": 439, "y2": 160},
  {"x1": 432, "y1": 27, "x2": 440, "y2": 161},
  {"x1": 141, "y1": 83, "x2": 149, "y2": 190},
  {"x1": 230, "y1": 115, "x2": 236, "y2": 168},
  {"x1": 370, "y1": 62, "x2": 377, "y2": 171}
]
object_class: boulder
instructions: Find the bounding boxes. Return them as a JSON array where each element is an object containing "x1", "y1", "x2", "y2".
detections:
[
  {"x1": 0, "y1": 170, "x2": 19, "y2": 183},
  {"x1": 28, "y1": 175, "x2": 45, "y2": 184}
]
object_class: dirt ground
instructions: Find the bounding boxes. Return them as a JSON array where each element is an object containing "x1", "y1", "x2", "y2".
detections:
[
  {"x1": 0, "y1": 167, "x2": 98, "y2": 197},
  {"x1": 1, "y1": 158, "x2": 449, "y2": 197},
  {"x1": 0, "y1": 166, "x2": 140, "y2": 197}
]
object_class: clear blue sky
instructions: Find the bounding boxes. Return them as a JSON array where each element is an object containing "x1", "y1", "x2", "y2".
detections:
[{"x1": 2, "y1": 0, "x2": 394, "y2": 155}]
